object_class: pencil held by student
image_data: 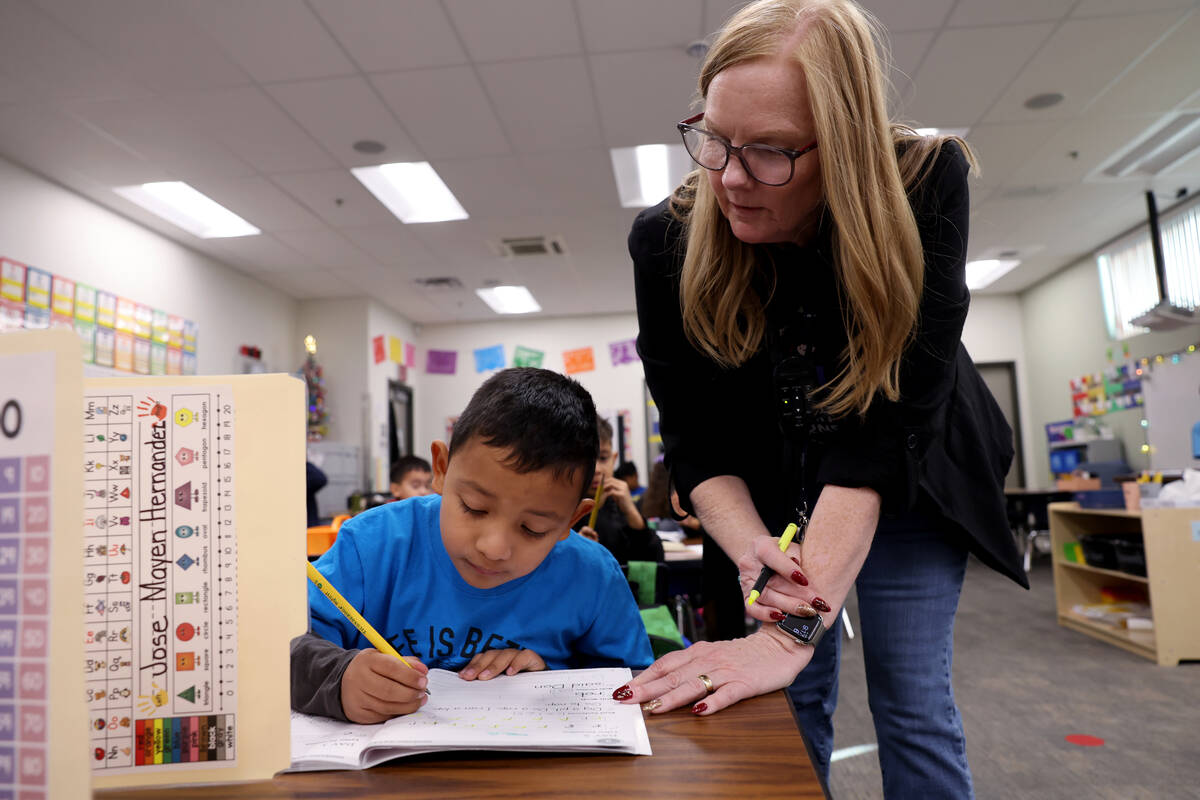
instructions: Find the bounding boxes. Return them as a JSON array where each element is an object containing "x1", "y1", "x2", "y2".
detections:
[{"x1": 291, "y1": 368, "x2": 653, "y2": 725}]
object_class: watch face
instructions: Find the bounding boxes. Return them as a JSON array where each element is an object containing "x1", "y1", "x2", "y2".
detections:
[{"x1": 778, "y1": 612, "x2": 821, "y2": 643}]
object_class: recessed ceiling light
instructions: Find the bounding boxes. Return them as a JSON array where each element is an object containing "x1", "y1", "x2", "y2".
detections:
[
  {"x1": 966, "y1": 259, "x2": 1020, "y2": 290},
  {"x1": 475, "y1": 285, "x2": 541, "y2": 315},
  {"x1": 1024, "y1": 92, "x2": 1064, "y2": 110},
  {"x1": 609, "y1": 143, "x2": 692, "y2": 208},
  {"x1": 113, "y1": 181, "x2": 260, "y2": 238},
  {"x1": 351, "y1": 162, "x2": 468, "y2": 223},
  {"x1": 353, "y1": 139, "x2": 386, "y2": 154}
]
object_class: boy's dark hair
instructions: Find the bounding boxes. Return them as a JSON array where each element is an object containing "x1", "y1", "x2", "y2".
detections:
[
  {"x1": 614, "y1": 461, "x2": 638, "y2": 480},
  {"x1": 449, "y1": 368, "x2": 598, "y2": 491},
  {"x1": 596, "y1": 416, "x2": 613, "y2": 445},
  {"x1": 390, "y1": 455, "x2": 432, "y2": 484}
]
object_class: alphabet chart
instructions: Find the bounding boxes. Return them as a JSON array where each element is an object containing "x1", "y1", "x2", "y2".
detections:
[
  {"x1": 84, "y1": 387, "x2": 238, "y2": 773},
  {"x1": 0, "y1": 350, "x2": 57, "y2": 796}
]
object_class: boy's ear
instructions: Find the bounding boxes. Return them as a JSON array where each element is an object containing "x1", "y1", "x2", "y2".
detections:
[
  {"x1": 430, "y1": 440, "x2": 449, "y2": 494},
  {"x1": 565, "y1": 498, "x2": 594, "y2": 536}
]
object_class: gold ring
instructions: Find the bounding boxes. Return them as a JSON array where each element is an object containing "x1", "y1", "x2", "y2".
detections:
[{"x1": 698, "y1": 674, "x2": 715, "y2": 695}]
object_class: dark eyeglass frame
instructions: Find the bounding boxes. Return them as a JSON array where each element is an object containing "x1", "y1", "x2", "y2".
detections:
[{"x1": 677, "y1": 112, "x2": 818, "y2": 187}]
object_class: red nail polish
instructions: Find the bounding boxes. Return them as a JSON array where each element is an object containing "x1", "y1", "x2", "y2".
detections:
[
  {"x1": 790, "y1": 556, "x2": 801, "y2": 566},
  {"x1": 769, "y1": 610, "x2": 785, "y2": 621},
  {"x1": 692, "y1": 703, "x2": 707, "y2": 714},
  {"x1": 791, "y1": 570, "x2": 809, "y2": 586},
  {"x1": 613, "y1": 686, "x2": 633, "y2": 701},
  {"x1": 812, "y1": 597, "x2": 831, "y2": 613}
]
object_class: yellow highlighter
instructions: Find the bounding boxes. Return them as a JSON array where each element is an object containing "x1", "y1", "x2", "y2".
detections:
[
  {"x1": 305, "y1": 561, "x2": 429, "y2": 694},
  {"x1": 746, "y1": 522, "x2": 800, "y2": 607}
]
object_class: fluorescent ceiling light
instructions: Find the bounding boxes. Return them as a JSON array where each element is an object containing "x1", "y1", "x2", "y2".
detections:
[
  {"x1": 610, "y1": 143, "x2": 692, "y2": 208},
  {"x1": 966, "y1": 259, "x2": 1020, "y2": 290},
  {"x1": 915, "y1": 127, "x2": 970, "y2": 138},
  {"x1": 351, "y1": 162, "x2": 467, "y2": 223},
  {"x1": 113, "y1": 181, "x2": 260, "y2": 238},
  {"x1": 475, "y1": 285, "x2": 541, "y2": 315}
]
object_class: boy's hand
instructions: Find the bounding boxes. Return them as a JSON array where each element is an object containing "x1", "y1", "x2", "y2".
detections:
[
  {"x1": 459, "y1": 649, "x2": 546, "y2": 681},
  {"x1": 578, "y1": 525, "x2": 599, "y2": 542},
  {"x1": 340, "y1": 649, "x2": 429, "y2": 724}
]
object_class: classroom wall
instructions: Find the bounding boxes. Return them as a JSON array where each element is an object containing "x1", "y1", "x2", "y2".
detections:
[
  {"x1": 1020, "y1": 254, "x2": 1200, "y2": 487},
  {"x1": 296, "y1": 297, "x2": 369, "y2": 462},
  {"x1": 366, "y1": 300, "x2": 423, "y2": 491},
  {"x1": 0, "y1": 155, "x2": 297, "y2": 376},
  {"x1": 415, "y1": 313, "x2": 648, "y2": 478}
]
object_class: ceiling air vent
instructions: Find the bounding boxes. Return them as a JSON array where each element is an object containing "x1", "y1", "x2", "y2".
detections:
[
  {"x1": 413, "y1": 276, "x2": 464, "y2": 290},
  {"x1": 495, "y1": 236, "x2": 566, "y2": 258}
]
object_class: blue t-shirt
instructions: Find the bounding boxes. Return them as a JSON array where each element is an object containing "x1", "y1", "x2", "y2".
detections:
[{"x1": 309, "y1": 494, "x2": 653, "y2": 671}]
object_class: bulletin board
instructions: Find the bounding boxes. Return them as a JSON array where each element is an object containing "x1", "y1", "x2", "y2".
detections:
[{"x1": 1141, "y1": 353, "x2": 1200, "y2": 470}]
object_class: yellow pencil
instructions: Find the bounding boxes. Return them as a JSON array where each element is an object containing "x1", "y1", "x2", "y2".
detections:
[
  {"x1": 586, "y1": 479, "x2": 605, "y2": 529},
  {"x1": 746, "y1": 523, "x2": 800, "y2": 607},
  {"x1": 305, "y1": 562, "x2": 430, "y2": 694}
]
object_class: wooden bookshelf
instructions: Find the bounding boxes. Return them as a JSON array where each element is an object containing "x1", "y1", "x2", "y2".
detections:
[{"x1": 1049, "y1": 502, "x2": 1200, "y2": 666}]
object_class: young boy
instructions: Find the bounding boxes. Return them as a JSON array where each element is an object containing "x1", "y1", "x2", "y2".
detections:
[
  {"x1": 389, "y1": 455, "x2": 433, "y2": 501},
  {"x1": 291, "y1": 368, "x2": 652, "y2": 724},
  {"x1": 577, "y1": 418, "x2": 663, "y2": 564}
]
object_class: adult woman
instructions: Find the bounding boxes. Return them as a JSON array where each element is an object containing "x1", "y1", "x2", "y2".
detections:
[{"x1": 613, "y1": 0, "x2": 1025, "y2": 796}]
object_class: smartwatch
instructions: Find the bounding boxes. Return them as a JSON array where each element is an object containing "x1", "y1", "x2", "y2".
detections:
[{"x1": 776, "y1": 611, "x2": 826, "y2": 647}]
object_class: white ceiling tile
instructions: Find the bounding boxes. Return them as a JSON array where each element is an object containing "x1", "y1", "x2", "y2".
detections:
[
  {"x1": 579, "y1": 0, "x2": 704, "y2": 53},
  {"x1": 1072, "y1": 0, "x2": 1198, "y2": 17},
  {"x1": 0, "y1": 2, "x2": 147, "y2": 104},
  {"x1": 948, "y1": 0, "x2": 1075, "y2": 27},
  {"x1": 433, "y1": 156, "x2": 545, "y2": 217},
  {"x1": 983, "y1": 11, "x2": 1186, "y2": 124},
  {"x1": 65, "y1": 98, "x2": 252, "y2": 182},
  {"x1": 519, "y1": 149, "x2": 624, "y2": 212},
  {"x1": 886, "y1": 30, "x2": 936, "y2": 115},
  {"x1": 478, "y1": 58, "x2": 602, "y2": 153},
  {"x1": 907, "y1": 23, "x2": 1055, "y2": 128},
  {"x1": 339, "y1": 223, "x2": 438, "y2": 266},
  {"x1": 273, "y1": 228, "x2": 380, "y2": 269},
  {"x1": 203, "y1": 235, "x2": 317, "y2": 273},
  {"x1": 185, "y1": 175, "x2": 325, "y2": 233},
  {"x1": 1085, "y1": 11, "x2": 1200, "y2": 117},
  {"x1": 310, "y1": 0, "x2": 466, "y2": 72},
  {"x1": 169, "y1": 86, "x2": 337, "y2": 173},
  {"x1": 267, "y1": 77, "x2": 423, "y2": 166},
  {"x1": 180, "y1": 0, "x2": 355, "y2": 83},
  {"x1": 861, "y1": 0, "x2": 956, "y2": 32},
  {"x1": 270, "y1": 169, "x2": 397, "y2": 227},
  {"x1": 409, "y1": 219, "x2": 497, "y2": 270},
  {"x1": 966, "y1": 120, "x2": 1066, "y2": 190},
  {"x1": 257, "y1": 268, "x2": 358, "y2": 299},
  {"x1": 1009, "y1": 114, "x2": 1164, "y2": 187},
  {"x1": 590, "y1": 49, "x2": 701, "y2": 146},
  {"x1": 33, "y1": 0, "x2": 250, "y2": 92},
  {"x1": 445, "y1": 0, "x2": 583, "y2": 62},
  {"x1": 372, "y1": 67, "x2": 511, "y2": 158}
]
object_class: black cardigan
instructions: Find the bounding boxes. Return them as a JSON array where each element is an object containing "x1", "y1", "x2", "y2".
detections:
[{"x1": 630, "y1": 143, "x2": 1027, "y2": 588}]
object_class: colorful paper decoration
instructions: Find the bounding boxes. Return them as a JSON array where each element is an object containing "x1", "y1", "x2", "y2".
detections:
[
  {"x1": 1070, "y1": 363, "x2": 1142, "y2": 417},
  {"x1": 426, "y1": 349, "x2": 457, "y2": 375},
  {"x1": 405, "y1": 342, "x2": 415, "y2": 368},
  {"x1": 372, "y1": 335, "x2": 386, "y2": 365},
  {"x1": 474, "y1": 345, "x2": 505, "y2": 373},
  {"x1": 388, "y1": 336, "x2": 403, "y2": 364},
  {"x1": 182, "y1": 320, "x2": 197, "y2": 353},
  {"x1": 608, "y1": 338, "x2": 639, "y2": 367},
  {"x1": 95, "y1": 291, "x2": 116, "y2": 329},
  {"x1": 512, "y1": 345, "x2": 544, "y2": 368},
  {"x1": 151, "y1": 308, "x2": 169, "y2": 344},
  {"x1": 563, "y1": 347, "x2": 595, "y2": 375}
]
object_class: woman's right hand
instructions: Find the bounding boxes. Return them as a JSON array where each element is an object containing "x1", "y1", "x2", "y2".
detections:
[
  {"x1": 340, "y1": 649, "x2": 429, "y2": 723},
  {"x1": 737, "y1": 535, "x2": 812, "y2": 624}
]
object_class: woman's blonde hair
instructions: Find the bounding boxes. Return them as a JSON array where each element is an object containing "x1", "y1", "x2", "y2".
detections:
[{"x1": 672, "y1": 0, "x2": 975, "y2": 417}]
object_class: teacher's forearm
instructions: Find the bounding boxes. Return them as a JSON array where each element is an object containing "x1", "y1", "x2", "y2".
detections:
[
  {"x1": 799, "y1": 485, "x2": 880, "y2": 625},
  {"x1": 689, "y1": 475, "x2": 772, "y2": 556}
]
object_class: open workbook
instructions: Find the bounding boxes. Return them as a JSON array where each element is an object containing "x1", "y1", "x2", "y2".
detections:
[{"x1": 289, "y1": 667, "x2": 652, "y2": 770}]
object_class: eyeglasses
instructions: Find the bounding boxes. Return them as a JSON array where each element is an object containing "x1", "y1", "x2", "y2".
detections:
[{"x1": 677, "y1": 113, "x2": 818, "y2": 187}]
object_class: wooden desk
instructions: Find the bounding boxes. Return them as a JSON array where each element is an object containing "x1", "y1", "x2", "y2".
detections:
[{"x1": 95, "y1": 690, "x2": 826, "y2": 799}]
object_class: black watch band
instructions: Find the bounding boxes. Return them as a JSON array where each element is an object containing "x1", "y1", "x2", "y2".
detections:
[{"x1": 776, "y1": 611, "x2": 826, "y2": 647}]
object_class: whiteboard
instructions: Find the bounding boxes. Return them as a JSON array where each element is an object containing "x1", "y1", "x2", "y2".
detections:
[{"x1": 1141, "y1": 353, "x2": 1200, "y2": 470}]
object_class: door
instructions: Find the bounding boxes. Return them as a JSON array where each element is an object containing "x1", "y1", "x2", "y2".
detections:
[{"x1": 976, "y1": 361, "x2": 1025, "y2": 489}]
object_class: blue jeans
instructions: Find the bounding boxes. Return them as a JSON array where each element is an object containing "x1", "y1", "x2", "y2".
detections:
[{"x1": 787, "y1": 513, "x2": 973, "y2": 799}]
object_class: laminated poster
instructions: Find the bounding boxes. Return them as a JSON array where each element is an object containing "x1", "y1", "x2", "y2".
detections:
[{"x1": 84, "y1": 387, "x2": 239, "y2": 773}]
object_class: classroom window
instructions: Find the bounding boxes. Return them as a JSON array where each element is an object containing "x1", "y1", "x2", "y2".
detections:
[{"x1": 1097, "y1": 196, "x2": 1200, "y2": 340}]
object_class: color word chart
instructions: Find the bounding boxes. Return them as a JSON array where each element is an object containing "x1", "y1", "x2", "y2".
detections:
[
  {"x1": 0, "y1": 351, "x2": 58, "y2": 798},
  {"x1": 85, "y1": 388, "x2": 238, "y2": 773}
]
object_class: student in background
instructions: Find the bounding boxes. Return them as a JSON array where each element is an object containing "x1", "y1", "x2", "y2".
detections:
[
  {"x1": 577, "y1": 418, "x2": 664, "y2": 564},
  {"x1": 305, "y1": 461, "x2": 328, "y2": 527},
  {"x1": 389, "y1": 455, "x2": 434, "y2": 501},
  {"x1": 292, "y1": 368, "x2": 653, "y2": 724},
  {"x1": 614, "y1": 461, "x2": 645, "y2": 499}
]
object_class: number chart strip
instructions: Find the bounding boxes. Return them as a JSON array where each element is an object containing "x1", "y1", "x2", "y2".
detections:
[{"x1": 84, "y1": 388, "x2": 237, "y2": 772}]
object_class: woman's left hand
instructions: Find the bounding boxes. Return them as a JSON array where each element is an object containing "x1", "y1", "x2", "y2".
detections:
[{"x1": 613, "y1": 630, "x2": 812, "y2": 715}]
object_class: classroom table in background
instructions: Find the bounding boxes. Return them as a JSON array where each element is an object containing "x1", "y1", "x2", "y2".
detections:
[{"x1": 94, "y1": 689, "x2": 826, "y2": 799}]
